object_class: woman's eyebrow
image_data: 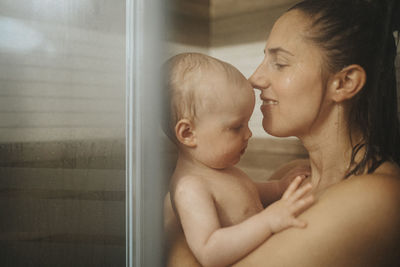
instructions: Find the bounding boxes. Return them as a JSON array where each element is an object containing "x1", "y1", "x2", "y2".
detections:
[{"x1": 264, "y1": 47, "x2": 294, "y2": 56}]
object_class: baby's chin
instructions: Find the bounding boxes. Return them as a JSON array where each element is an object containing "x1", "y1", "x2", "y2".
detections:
[{"x1": 211, "y1": 158, "x2": 241, "y2": 170}]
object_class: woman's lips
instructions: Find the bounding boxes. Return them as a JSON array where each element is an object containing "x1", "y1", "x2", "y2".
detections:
[
  {"x1": 263, "y1": 100, "x2": 278, "y2": 105},
  {"x1": 261, "y1": 98, "x2": 278, "y2": 112}
]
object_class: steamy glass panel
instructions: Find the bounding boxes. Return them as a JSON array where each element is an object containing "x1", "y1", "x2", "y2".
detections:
[{"x1": 0, "y1": 0, "x2": 126, "y2": 266}]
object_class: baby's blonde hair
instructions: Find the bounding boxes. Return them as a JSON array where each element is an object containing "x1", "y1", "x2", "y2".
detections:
[{"x1": 163, "y1": 53, "x2": 241, "y2": 143}]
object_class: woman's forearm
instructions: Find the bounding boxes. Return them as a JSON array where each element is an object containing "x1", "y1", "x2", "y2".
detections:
[{"x1": 256, "y1": 180, "x2": 283, "y2": 207}]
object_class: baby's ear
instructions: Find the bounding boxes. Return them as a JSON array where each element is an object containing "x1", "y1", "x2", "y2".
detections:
[
  {"x1": 175, "y1": 119, "x2": 196, "y2": 147},
  {"x1": 329, "y1": 64, "x2": 366, "y2": 102}
]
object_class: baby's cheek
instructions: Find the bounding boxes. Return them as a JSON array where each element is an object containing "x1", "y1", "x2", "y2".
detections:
[{"x1": 223, "y1": 146, "x2": 241, "y2": 163}]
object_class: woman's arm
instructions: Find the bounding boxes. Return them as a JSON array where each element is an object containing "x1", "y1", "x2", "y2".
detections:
[
  {"x1": 256, "y1": 159, "x2": 311, "y2": 206},
  {"x1": 234, "y1": 174, "x2": 400, "y2": 267},
  {"x1": 267, "y1": 159, "x2": 310, "y2": 181},
  {"x1": 168, "y1": 174, "x2": 400, "y2": 267}
]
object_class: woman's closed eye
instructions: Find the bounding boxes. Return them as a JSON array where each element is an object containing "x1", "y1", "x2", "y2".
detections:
[
  {"x1": 274, "y1": 63, "x2": 288, "y2": 70},
  {"x1": 269, "y1": 60, "x2": 288, "y2": 70},
  {"x1": 266, "y1": 52, "x2": 290, "y2": 71}
]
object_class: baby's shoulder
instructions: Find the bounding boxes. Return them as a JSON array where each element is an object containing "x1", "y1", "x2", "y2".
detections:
[{"x1": 170, "y1": 173, "x2": 212, "y2": 200}]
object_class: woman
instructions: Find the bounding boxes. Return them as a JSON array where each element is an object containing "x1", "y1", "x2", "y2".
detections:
[{"x1": 166, "y1": 0, "x2": 400, "y2": 266}]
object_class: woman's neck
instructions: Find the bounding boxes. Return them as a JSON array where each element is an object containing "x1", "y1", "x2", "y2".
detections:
[
  {"x1": 302, "y1": 135, "x2": 352, "y2": 194},
  {"x1": 299, "y1": 105, "x2": 363, "y2": 194}
]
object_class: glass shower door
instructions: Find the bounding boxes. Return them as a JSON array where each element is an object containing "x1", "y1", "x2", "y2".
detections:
[
  {"x1": 0, "y1": 0, "x2": 167, "y2": 265},
  {"x1": 0, "y1": 0, "x2": 126, "y2": 266}
]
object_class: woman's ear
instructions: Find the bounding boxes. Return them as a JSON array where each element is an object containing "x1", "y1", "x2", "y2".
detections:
[
  {"x1": 175, "y1": 119, "x2": 196, "y2": 147},
  {"x1": 329, "y1": 64, "x2": 366, "y2": 102}
]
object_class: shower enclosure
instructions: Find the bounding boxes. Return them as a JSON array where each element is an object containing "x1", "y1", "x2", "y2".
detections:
[{"x1": 0, "y1": 0, "x2": 166, "y2": 266}]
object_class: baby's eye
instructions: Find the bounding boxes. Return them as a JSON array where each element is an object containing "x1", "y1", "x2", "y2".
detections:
[{"x1": 231, "y1": 125, "x2": 243, "y2": 131}]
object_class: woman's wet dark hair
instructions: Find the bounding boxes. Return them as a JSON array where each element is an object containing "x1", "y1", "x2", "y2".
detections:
[{"x1": 289, "y1": 0, "x2": 400, "y2": 177}]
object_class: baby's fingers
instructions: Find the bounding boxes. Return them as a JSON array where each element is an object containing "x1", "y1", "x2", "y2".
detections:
[
  {"x1": 290, "y1": 182, "x2": 313, "y2": 202},
  {"x1": 282, "y1": 176, "x2": 304, "y2": 200},
  {"x1": 291, "y1": 218, "x2": 307, "y2": 228},
  {"x1": 291, "y1": 195, "x2": 315, "y2": 216}
]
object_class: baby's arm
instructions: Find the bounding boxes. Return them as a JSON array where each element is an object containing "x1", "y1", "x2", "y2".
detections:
[{"x1": 174, "y1": 176, "x2": 314, "y2": 267}]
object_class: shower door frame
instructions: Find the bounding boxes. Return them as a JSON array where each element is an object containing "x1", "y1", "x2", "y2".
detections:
[{"x1": 126, "y1": 0, "x2": 167, "y2": 266}]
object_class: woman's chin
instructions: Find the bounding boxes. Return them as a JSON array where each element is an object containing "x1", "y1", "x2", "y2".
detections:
[{"x1": 262, "y1": 122, "x2": 291, "y2": 138}]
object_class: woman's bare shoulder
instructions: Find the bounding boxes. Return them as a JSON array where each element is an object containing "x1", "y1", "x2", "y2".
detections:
[
  {"x1": 233, "y1": 162, "x2": 400, "y2": 267},
  {"x1": 325, "y1": 162, "x2": 400, "y2": 229},
  {"x1": 330, "y1": 161, "x2": 400, "y2": 212}
]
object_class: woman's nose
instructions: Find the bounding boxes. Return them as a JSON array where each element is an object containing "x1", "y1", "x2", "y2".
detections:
[{"x1": 249, "y1": 61, "x2": 269, "y2": 91}]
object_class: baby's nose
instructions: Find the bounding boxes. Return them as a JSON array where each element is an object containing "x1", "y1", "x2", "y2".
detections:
[{"x1": 245, "y1": 127, "x2": 252, "y2": 140}]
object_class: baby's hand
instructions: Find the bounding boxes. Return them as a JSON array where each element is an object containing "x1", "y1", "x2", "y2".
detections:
[
  {"x1": 280, "y1": 163, "x2": 311, "y2": 191},
  {"x1": 263, "y1": 176, "x2": 314, "y2": 233}
]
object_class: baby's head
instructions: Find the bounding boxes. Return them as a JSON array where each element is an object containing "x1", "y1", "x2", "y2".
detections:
[{"x1": 164, "y1": 53, "x2": 255, "y2": 169}]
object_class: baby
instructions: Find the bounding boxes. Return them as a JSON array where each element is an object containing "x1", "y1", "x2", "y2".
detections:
[{"x1": 163, "y1": 53, "x2": 314, "y2": 267}]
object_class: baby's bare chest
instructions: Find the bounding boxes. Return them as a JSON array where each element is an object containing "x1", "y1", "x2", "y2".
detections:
[{"x1": 209, "y1": 174, "x2": 263, "y2": 227}]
